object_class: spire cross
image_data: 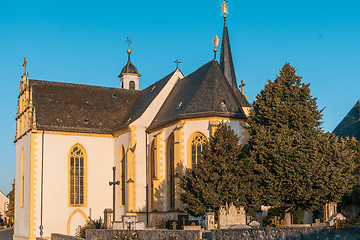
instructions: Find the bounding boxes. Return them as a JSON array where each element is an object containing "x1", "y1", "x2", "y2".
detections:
[
  {"x1": 125, "y1": 35, "x2": 133, "y2": 48},
  {"x1": 239, "y1": 80, "x2": 246, "y2": 94},
  {"x1": 22, "y1": 57, "x2": 27, "y2": 76},
  {"x1": 174, "y1": 59, "x2": 181, "y2": 69}
]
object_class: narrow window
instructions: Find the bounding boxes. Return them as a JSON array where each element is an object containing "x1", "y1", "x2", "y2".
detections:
[
  {"x1": 69, "y1": 144, "x2": 87, "y2": 206},
  {"x1": 129, "y1": 81, "x2": 135, "y2": 90},
  {"x1": 167, "y1": 134, "x2": 175, "y2": 210},
  {"x1": 191, "y1": 133, "x2": 207, "y2": 168},
  {"x1": 119, "y1": 146, "x2": 126, "y2": 206},
  {"x1": 150, "y1": 140, "x2": 156, "y2": 210},
  {"x1": 20, "y1": 148, "x2": 24, "y2": 208}
]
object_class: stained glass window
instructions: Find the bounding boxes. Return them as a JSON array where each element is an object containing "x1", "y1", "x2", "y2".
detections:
[
  {"x1": 69, "y1": 145, "x2": 86, "y2": 206},
  {"x1": 191, "y1": 133, "x2": 207, "y2": 167}
]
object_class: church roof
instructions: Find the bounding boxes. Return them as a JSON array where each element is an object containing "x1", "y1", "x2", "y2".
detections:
[
  {"x1": 333, "y1": 100, "x2": 360, "y2": 141},
  {"x1": 113, "y1": 71, "x2": 176, "y2": 129},
  {"x1": 147, "y1": 59, "x2": 248, "y2": 131},
  {"x1": 30, "y1": 80, "x2": 140, "y2": 134}
]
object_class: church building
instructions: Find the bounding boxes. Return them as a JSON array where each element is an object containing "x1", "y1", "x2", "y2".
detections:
[{"x1": 13, "y1": 2, "x2": 251, "y2": 239}]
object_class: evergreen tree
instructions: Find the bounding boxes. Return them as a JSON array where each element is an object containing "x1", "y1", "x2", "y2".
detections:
[
  {"x1": 180, "y1": 123, "x2": 259, "y2": 217},
  {"x1": 243, "y1": 63, "x2": 355, "y2": 211}
]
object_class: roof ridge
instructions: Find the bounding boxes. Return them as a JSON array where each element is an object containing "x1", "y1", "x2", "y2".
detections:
[{"x1": 29, "y1": 79, "x2": 137, "y2": 92}]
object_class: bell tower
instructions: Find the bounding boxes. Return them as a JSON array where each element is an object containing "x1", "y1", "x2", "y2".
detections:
[{"x1": 118, "y1": 36, "x2": 140, "y2": 90}]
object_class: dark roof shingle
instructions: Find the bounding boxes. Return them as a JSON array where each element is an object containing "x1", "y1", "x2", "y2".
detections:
[
  {"x1": 30, "y1": 80, "x2": 140, "y2": 134},
  {"x1": 147, "y1": 60, "x2": 248, "y2": 131}
]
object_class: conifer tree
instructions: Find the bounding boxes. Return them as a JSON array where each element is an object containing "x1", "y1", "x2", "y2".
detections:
[
  {"x1": 243, "y1": 63, "x2": 355, "y2": 211},
  {"x1": 180, "y1": 123, "x2": 259, "y2": 217},
  {"x1": 5, "y1": 179, "x2": 15, "y2": 226}
]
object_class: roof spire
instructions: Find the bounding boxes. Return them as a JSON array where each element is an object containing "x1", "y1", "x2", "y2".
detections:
[{"x1": 220, "y1": 0, "x2": 237, "y2": 88}]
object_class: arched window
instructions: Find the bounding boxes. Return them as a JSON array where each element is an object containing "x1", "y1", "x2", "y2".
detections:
[
  {"x1": 119, "y1": 146, "x2": 126, "y2": 206},
  {"x1": 20, "y1": 148, "x2": 24, "y2": 208},
  {"x1": 129, "y1": 81, "x2": 135, "y2": 90},
  {"x1": 150, "y1": 140, "x2": 156, "y2": 210},
  {"x1": 69, "y1": 144, "x2": 87, "y2": 206},
  {"x1": 167, "y1": 133, "x2": 175, "y2": 210},
  {"x1": 190, "y1": 132, "x2": 207, "y2": 168}
]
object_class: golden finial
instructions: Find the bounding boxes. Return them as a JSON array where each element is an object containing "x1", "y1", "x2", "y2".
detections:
[
  {"x1": 212, "y1": 35, "x2": 220, "y2": 59},
  {"x1": 221, "y1": 0, "x2": 229, "y2": 18}
]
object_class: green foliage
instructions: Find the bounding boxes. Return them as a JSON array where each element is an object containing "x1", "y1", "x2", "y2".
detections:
[
  {"x1": 5, "y1": 179, "x2": 15, "y2": 226},
  {"x1": 76, "y1": 217, "x2": 104, "y2": 238},
  {"x1": 180, "y1": 122, "x2": 260, "y2": 217},
  {"x1": 155, "y1": 217, "x2": 173, "y2": 229},
  {"x1": 243, "y1": 63, "x2": 356, "y2": 211}
]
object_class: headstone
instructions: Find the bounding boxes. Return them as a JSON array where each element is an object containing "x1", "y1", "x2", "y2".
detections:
[
  {"x1": 103, "y1": 208, "x2": 113, "y2": 229},
  {"x1": 122, "y1": 215, "x2": 137, "y2": 230},
  {"x1": 218, "y1": 203, "x2": 247, "y2": 229},
  {"x1": 326, "y1": 213, "x2": 346, "y2": 227},
  {"x1": 249, "y1": 220, "x2": 260, "y2": 228},
  {"x1": 205, "y1": 212, "x2": 215, "y2": 230},
  {"x1": 284, "y1": 211, "x2": 292, "y2": 226},
  {"x1": 323, "y1": 202, "x2": 337, "y2": 222}
]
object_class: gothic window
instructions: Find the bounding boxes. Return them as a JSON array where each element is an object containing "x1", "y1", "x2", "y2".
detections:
[
  {"x1": 20, "y1": 148, "x2": 24, "y2": 208},
  {"x1": 119, "y1": 146, "x2": 126, "y2": 206},
  {"x1": 150, "y1": 140, "x2": 156, "y2": 210},
  {"x1": 190, "y1": 132, "x2": 207, "y2": 168},
  {"x1": 69, "y1": 144, "x2": 87, "y2": 206},
  {"x1": 167, "y1": 133, "x2": 175, "y2": 210},
  {"x1": 129, "y1": 81, "x2": 135, "y2": 90}
]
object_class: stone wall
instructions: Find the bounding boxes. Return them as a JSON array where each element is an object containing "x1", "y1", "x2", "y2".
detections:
[
  {"x1": 86, "y1": 229, "x2": 201, "y2": 240},
  {"x1": 51, "y1": 233, "x2": 84, "y2": 240},
  {"x1": 209, "y1": 227, "x2": 360, "y2": 240}
]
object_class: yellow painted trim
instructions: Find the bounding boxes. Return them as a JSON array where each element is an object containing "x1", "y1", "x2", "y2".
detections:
[
  {"x1": 20, "y1": 147, "x2": 24, "y2": 208},
  {"x1": 126, "y1": 126, "x2": 136, "y2": 212},
  {"x1": 120, "y1": 73, "x2": 141, "y2": 77},
  {"x1": 66, "y1": 208, "x2": 88, "y2": 235},
  {"x1": 32, "y1": 130, "x2": 113, "y2": 138},
  {"x1": 29, "y1": 132, "x2": 38, "y2": 239},
  {"x1": 119, "y1": 145, "x2": 125, "y2": 207},
  {"x1": 13, "y1": 235, "x2": 31, "y2": 239},
  {"x1": 173, "y1": 122, "x2": 185, "y2": 210},
  {"x1": 113, "y1": 127, "x2": 130, "y2": 138},
  {"x1": 68, "y1": 143, "x2": 88, "y2": 207},
  {"x1": 186, "y1": 131, "x2": 208, "y2": 170},
  {"x1": 147, "y1": 116, "x2": 234, "y2": 133},
  {"x1": 157, "y1": 130, "x2": 165, "y2": 211}
]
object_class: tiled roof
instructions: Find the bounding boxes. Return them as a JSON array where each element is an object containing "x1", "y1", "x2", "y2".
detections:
[
  {"x1": 147, "y1": 60, "x2": 248, "y2": 131},
  {"x1": 30, "y1": 80, "x2": 140, "y2": 134},
  {"x1": 333, "y1": 100, "x2": 360, "y2": 141},
  {"x1": 113, "y1": 71, "x2": 176, "y2": 130}
]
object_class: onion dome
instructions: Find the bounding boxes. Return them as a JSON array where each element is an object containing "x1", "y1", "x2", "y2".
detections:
[{"x1": 118, "y1": 49, "x2": 141, "y2": 78}]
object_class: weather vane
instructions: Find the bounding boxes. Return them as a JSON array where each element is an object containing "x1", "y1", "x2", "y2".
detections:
[
  {"x1": 125, "y1": 35, "x2": 133, "y2": 48},
  {"x1": 221, "y1": 0, "x2": 229, "y2": 18}
]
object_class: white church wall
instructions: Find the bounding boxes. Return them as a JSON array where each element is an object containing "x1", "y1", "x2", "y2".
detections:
[
  {"x1": 14, "y1": 134, "x2": 31, "y2": 240},
  {"x1": 126, "y1": 69, "x2": 184, "y2": 218},
  {"x1": 34, "y1": 132, "x2": 113, "y2": 238}
]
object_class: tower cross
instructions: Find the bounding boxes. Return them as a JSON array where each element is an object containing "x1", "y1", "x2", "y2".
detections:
[
  {"x1": 174, "y1": 59, "x2": 181, "y2": 69},
  {"x1": 109, "y1": 167, "x2": 120, "y2": 222},
  {"x1": 125, "y1": 35, "x2": 133, "y2": 48},
  {"x1": 239, "y1": 80, "x2": 246, "y2": 94}
]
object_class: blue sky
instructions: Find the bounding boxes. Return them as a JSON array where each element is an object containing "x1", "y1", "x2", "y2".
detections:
[{"x1": 0, "y1": 0, "x2": 359, "y2": 194}]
